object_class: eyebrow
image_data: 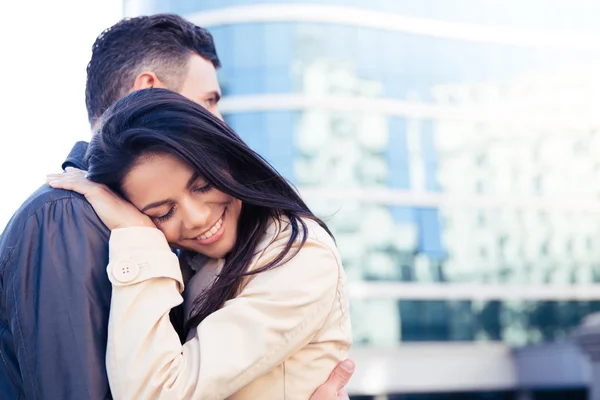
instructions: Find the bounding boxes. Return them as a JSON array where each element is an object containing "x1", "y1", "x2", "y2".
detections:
[
  {"x1": 140, "y1": 172, "x2": 201, "y2": 213},
  {"x1": 141, "y1": 199, "x2": 171, "y2": 213}
]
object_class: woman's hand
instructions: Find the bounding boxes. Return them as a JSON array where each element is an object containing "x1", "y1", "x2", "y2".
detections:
[{"x1": 47, "y1": 167, "x2": 155, "y2": 230}]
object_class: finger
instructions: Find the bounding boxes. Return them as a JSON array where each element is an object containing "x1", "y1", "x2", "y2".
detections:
[
  {"x1": 309, "y1": 359, "x2": 355, "y2": 400},
  {"x1": 46, "y1": 171, "x2": 84, "y2": 180},
  {"x1": 46, "y1": 172, "x2": 67, "y2": 179},
  {"x1": 48, "y1": 168, "x2": 87, "y2": 179},
  {"x1": 62, "y1": 170, "x2": 88, "y2": 179},
  {"x1": 45, "y1": 175, "x2": 85, "y2": 185},
  {"x1": 47, "y1": 176, "x2": 97, "y2": 196},
  {"x1": 64, "y1": 167, "x2": 86, "y2": 175},
  {"x1": 47, "y1": 179, "x2": 84, "y2": 193},
  {"x1": 328, "y1": 359, "x2": 354, "y2": 392}
]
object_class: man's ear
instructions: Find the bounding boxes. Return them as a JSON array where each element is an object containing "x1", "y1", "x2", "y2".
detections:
[{"x1": 132, "y1": 71, "x2": 168, "y2": 91}]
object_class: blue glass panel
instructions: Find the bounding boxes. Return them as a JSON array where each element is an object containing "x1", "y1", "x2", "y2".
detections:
[
  {"x1": 231, "y1": 24, "x2": 265, "y2": 68},
  {"x1": 262, "y1": 67, "x2": 291, "y2": 93},
  {"x1": 140, "y1": 0, "x2": 170, "y2": 13},
  {"x1": 421, "y1": 120, "x2": 439, "y2": 192},
  {"x1": 210, "y1": 26, "x2": 233, "y2": 68},
  {"x1": 324, "y1": 24, "x2": 356, "y2": 62},
  {"x1": 398, "y1": 300, "x2": 421, "y2": 341},
  {"x1": 383, "y1": 72, "x2": 407, "y2": 99},
  {"x1": 399, "y1": 301, "x2": 451, "y2": 341},
  {"x1": 355, "y1": 27, "x2": 382, "y2": 82},
  {"x1": 389, "y1": 206, "x2": 416, "y2": 224},
  {"x1": 132, "y1": 0, "x2": 600, "y2": 34},
  {"x1": 424, "y1": 163, "x2": 439, "y2": 193},
  {"x1": 265, "y1": 111, "x2": 295, "y2": 181},
  {"x1": 227, "y1": 68, "x2": 264, "y2": 95},
  {"x1": 142, "y1": 0, "x2": 232, "y2": 14},
  {"x1": 226, "y1": 111, "x2": 294, "y2": 181},
  {"x1": 225, "y1": 112, "x2": 267, "y2": 156},
  {"x1": 416, "y1": 208, "x2": 444, "y2": 258},
  {"x1": 387, "y1": 117, "x2": 410, "y2": 189},
  {"x1": 420, "y1": 120, "x2": 436, "y2": 163},
  {"x1": 263, "y1": 23, "x2": 292, "y2": 67}
]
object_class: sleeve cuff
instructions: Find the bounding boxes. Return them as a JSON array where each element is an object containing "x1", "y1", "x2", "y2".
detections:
[{"x1": 107, "y1": 227, "x2": 184, "y2": 291}]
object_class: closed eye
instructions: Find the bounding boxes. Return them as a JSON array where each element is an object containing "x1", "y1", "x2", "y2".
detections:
[
  {"x1": 152, "y1": 206, "x2": 175, "y2": 224},
  {"x1": 193, "y1": 183, "x2": 212, "y2": 194}
]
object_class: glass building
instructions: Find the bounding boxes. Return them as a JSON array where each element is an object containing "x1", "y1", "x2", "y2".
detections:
[{"x1": 125, "y1": 1, "x2": 600, "y2": 398}]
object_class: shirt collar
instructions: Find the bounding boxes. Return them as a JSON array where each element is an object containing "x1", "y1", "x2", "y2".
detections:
[{"x1": 61, "y1": 141, "x2": 89, "y2": 171}]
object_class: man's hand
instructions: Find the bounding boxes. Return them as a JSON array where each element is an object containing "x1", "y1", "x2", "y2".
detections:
[{"x1": 309, "y1": 359, "x2": 355, "y2": 400}]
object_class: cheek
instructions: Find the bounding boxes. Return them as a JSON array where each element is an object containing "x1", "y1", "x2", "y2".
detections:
[
  {"x1": 228, "y1": 199, "x2": 242, "y2": 226},
  {"x1": 156, "y1": 221, "x2": 181, "y2": 245}
]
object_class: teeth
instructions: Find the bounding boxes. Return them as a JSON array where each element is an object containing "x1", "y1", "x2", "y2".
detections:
[{"x1": 198, "y1": 217, "x2": 223, "y2": 241}]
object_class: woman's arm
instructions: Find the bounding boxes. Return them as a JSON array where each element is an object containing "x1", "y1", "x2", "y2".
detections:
[
  {"x1": 106, "y1": 226, "x2": 343, "y2": 400},
  {"x1": 47, "y1": 169, "x2": 351, "y2": 399}
]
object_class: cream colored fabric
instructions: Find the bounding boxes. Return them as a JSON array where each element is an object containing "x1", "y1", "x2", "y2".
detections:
[{"x1": 105, "y1": 218, "x2": 351, "y2": 400}]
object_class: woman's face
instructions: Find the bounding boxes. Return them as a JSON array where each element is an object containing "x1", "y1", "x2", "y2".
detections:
[{"x1": 121, "y1": 153, "x2": 242, "y2": 259}]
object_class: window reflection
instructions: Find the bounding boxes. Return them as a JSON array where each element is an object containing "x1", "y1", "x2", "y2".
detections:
[
  {"x1": 126, "y1": 0, "x2": 600, "y2": 349},
  {"x1": 351, "y1": 299, "x2": 600, "y2": 346}
]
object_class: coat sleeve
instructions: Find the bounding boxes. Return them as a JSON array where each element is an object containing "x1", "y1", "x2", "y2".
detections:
[
  {"x1": 3, "y1": 193, "x2": 113, "y2": 399},
  {"x1": 105, "y1": 226, "x2": 341, "y2": 400}
]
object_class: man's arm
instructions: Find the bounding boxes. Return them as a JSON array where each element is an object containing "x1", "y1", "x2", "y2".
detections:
[{"x1": 3, "y1": 192, "x2": 112, "y2": 399}]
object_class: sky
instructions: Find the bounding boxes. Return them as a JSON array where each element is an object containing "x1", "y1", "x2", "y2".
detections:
[{"x1": 0, "y1": 0, "x2": 123, "y2": 229}]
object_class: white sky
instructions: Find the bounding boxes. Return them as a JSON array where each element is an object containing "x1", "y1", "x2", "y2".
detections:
[{"x1": 0, "y1": 0, "x2": 123, "y2": 229}]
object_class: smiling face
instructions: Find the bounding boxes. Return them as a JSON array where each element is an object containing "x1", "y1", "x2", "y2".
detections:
[{"x1": 121, "y1": 152, "x2": 242, "y2": 259}]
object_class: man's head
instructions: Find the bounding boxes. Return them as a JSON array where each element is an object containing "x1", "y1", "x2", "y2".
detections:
[{"x1": 85, "y1": 14, "x2": 222, "y2": 127}]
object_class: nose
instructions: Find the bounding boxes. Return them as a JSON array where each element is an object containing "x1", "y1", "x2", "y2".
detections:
[{"x1": 179, "y1": 196, "x2": 211, "y2": 232}]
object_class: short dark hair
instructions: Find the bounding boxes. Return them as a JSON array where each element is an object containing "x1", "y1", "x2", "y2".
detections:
[{"x1": 85, "y1": 14, "x2": 221, "y2": 126}]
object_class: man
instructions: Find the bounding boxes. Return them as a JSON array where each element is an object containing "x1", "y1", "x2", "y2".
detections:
[{"x1": 0, "y1": 14, "x2": 354, "y2": 399}]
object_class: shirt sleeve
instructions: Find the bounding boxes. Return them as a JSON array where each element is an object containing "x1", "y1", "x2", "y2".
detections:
[
  {"x1": 105, "y1": 226, "x2": 340, "y2": 400},
  {"x1": 4, "y1": 194, "x2": 113, "y2": 399}
]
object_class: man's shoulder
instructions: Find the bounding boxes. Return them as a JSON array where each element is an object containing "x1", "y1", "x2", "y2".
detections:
[
  {"x1": 19, "y1": 183, "x2": 81, "y2": 211},
  {"x1": 10, "y1": 183, "x2": 90, "y2": 222},
  {"x1": 0, "y1": 184, "x2": 106, "y2": 257},
  {"x1": 5, "y1": 140, "x2": 93, "y2": 233}
]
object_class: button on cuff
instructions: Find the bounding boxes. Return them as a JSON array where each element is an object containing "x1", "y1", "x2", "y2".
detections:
[
  {"x1": 107, "y1": 227, "x2": 184, "y2": 291},
  {"x1": 112, "y1": 260, "x2": 140, "y2": 283},
  {"x1": 107, "y1": 253, "x2": 183, "y2": 291}
]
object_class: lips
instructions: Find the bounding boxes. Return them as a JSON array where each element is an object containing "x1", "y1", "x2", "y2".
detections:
[
  {"x1": 191, "y1": 209, "x2": 227, "y2": 245},
  {"x1": 198, "y1": 216, "x2": 223, "y2": 240}
]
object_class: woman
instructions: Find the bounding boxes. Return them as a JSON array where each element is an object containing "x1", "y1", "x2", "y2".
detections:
[{"x1": 47, "y1": 88, "x2": 352, "y2": 400}]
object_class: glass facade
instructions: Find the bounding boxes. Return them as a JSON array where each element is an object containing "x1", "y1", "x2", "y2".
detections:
[
  {"x1": 353, "y1": 299, "x2": 600, "y2": 345},
  {"x1": 124, "y1": 0, "x2": 600, "y2": 348}
]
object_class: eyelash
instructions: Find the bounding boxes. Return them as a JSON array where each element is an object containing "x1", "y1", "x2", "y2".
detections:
[
  {"x1": 193, "y1": 183, "x2": 213, "y2": 194},
  {"x1": 152, "y1": 184, "x2": 213, "y2": 224},
  {"x1": 154, "y1": 208, "x2": 175, "y2": 224}
]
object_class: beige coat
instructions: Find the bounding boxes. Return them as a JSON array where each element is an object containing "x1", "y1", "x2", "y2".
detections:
[{"x1": 105, "y1": 217, "x2": 352, "y2": 400}]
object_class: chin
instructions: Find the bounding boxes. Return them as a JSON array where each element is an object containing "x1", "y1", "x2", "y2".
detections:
[
  {"x1": 197, "y1": 239, "x2": 234, "y2": 259},
  {"x1": 204, "y1": 245, "x2": 230, "y2": 260}
]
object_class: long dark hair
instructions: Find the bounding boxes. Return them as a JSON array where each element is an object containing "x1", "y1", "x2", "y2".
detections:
[{"x1": 86, "y1": 88, "x2": 332, "y2": 336}]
